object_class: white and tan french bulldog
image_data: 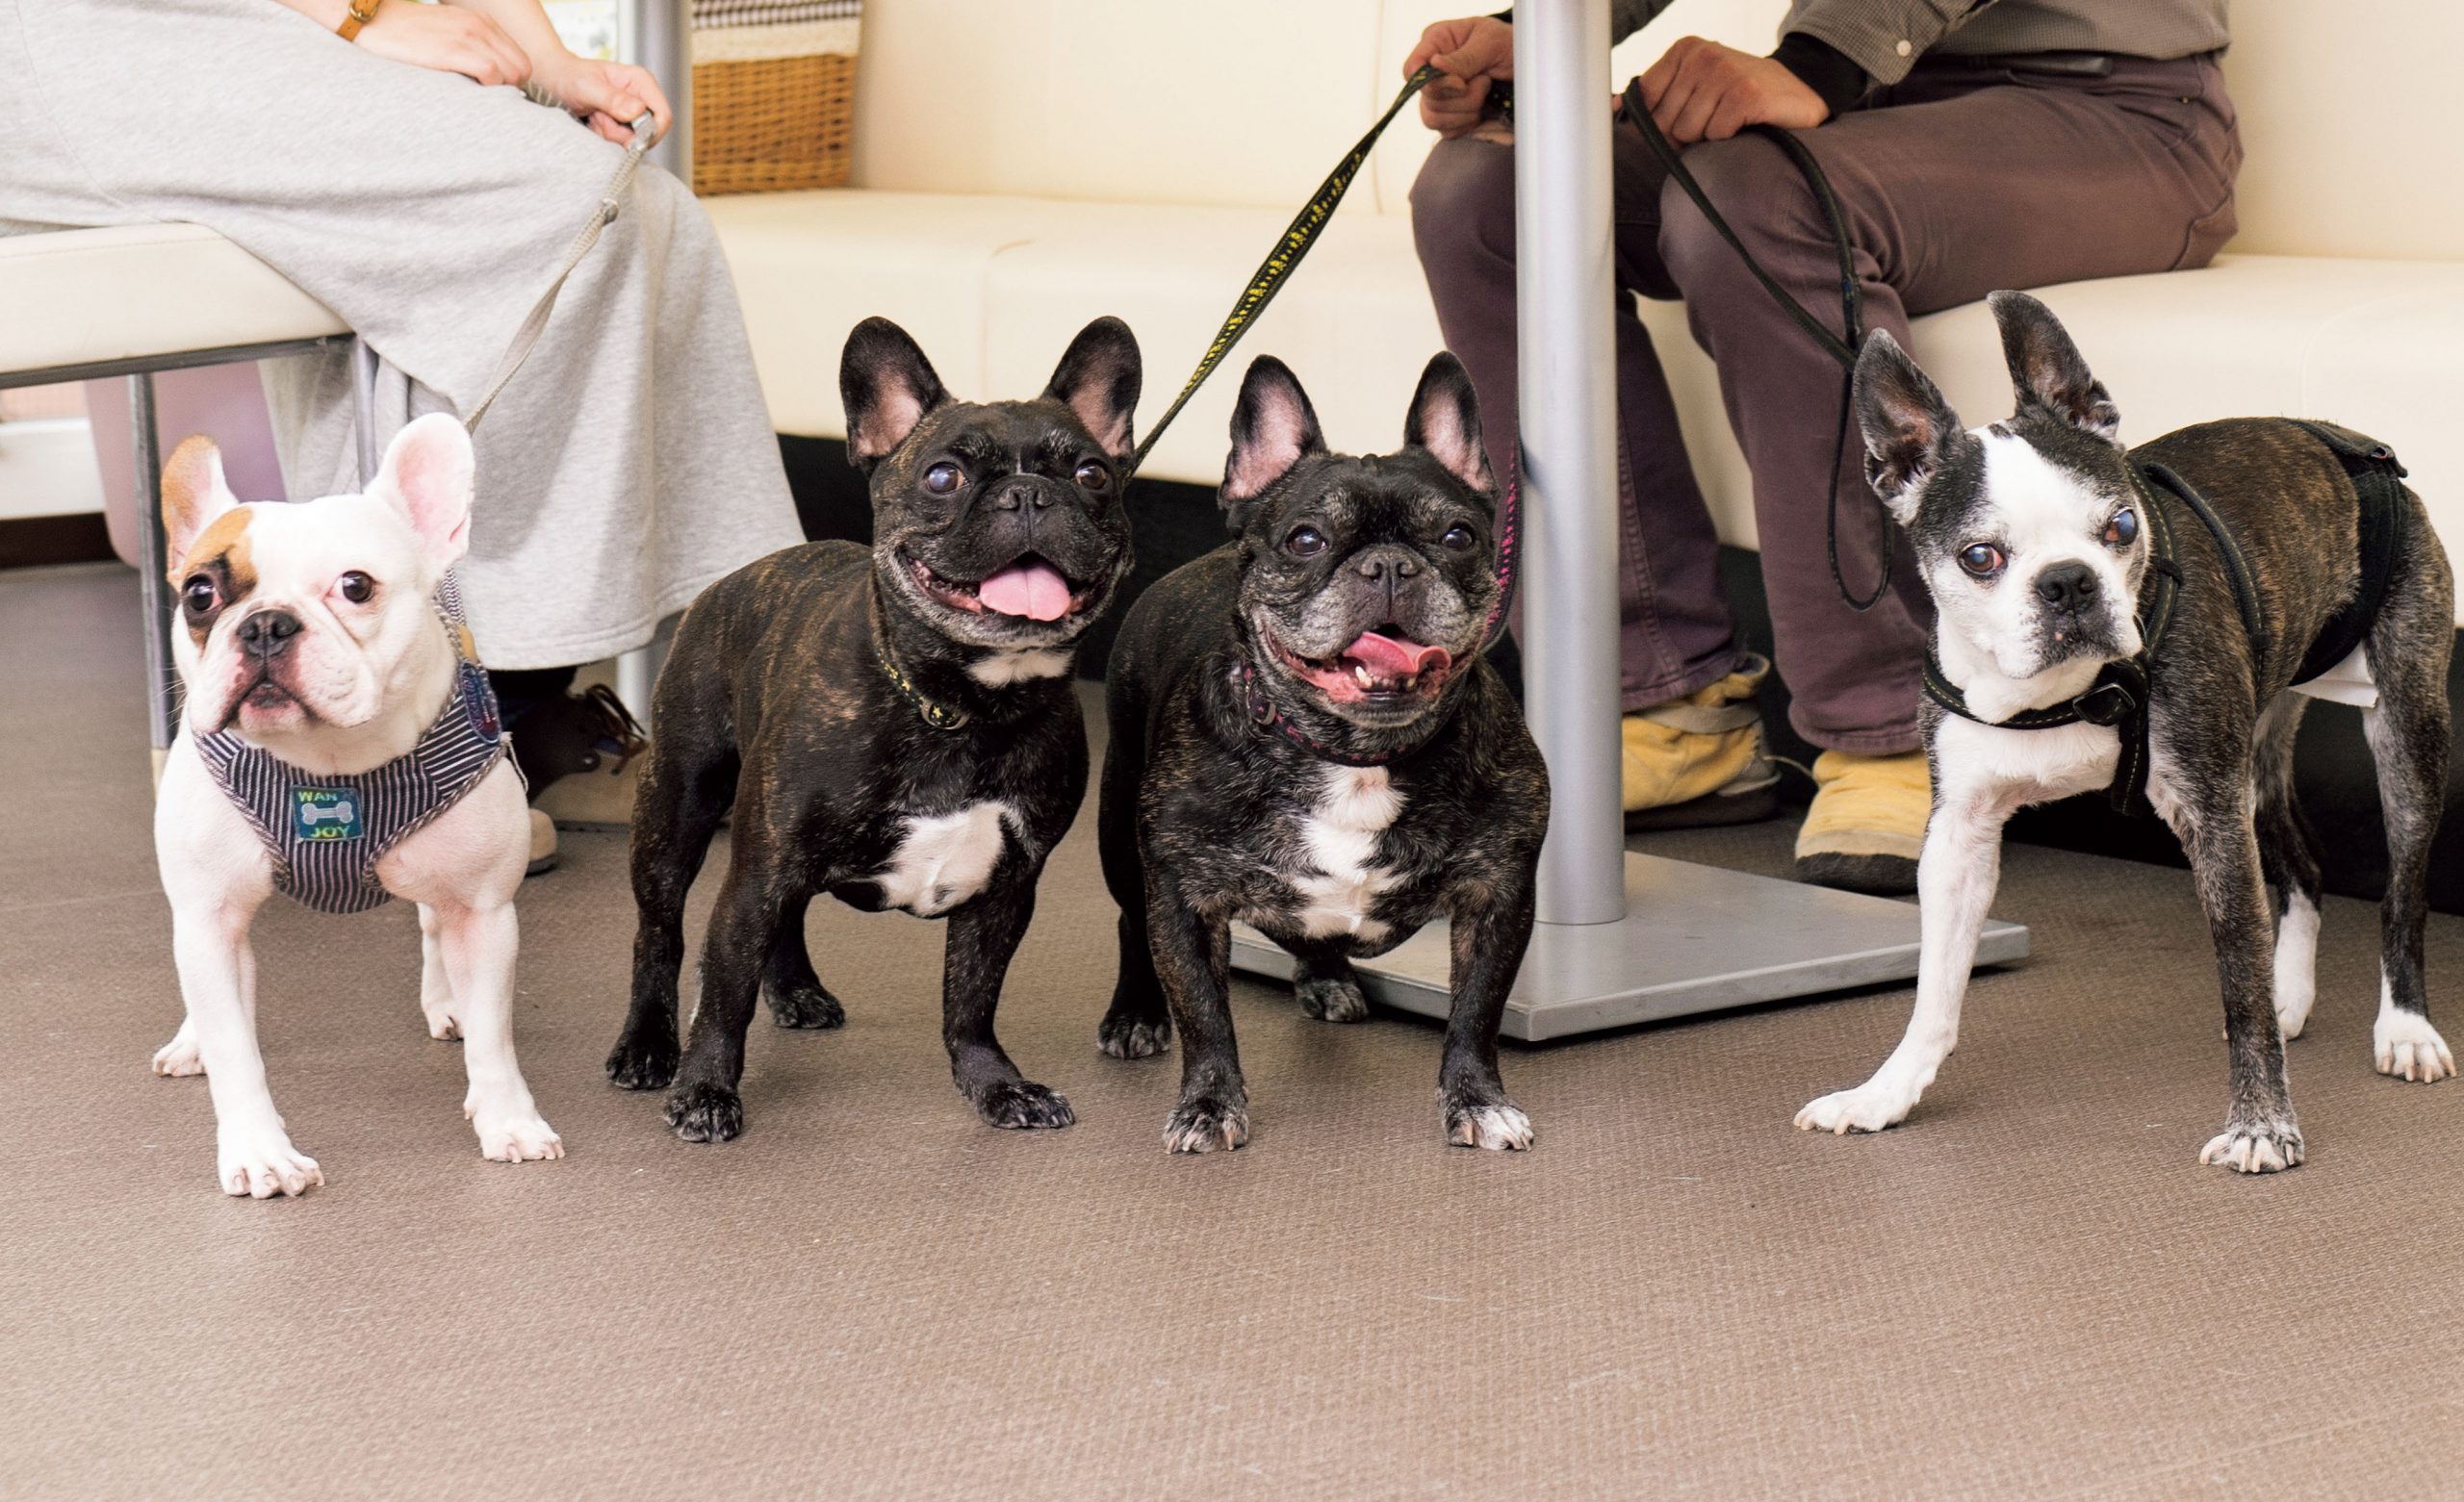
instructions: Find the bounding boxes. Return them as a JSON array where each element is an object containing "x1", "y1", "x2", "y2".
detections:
[{"x1": 150, "y1": 413, "x2": 560, "y2": 1197}]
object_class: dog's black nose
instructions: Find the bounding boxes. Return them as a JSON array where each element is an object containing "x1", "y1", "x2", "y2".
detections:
[
  {"x1": 991, "y1": 481, "x2": 1053, "y2": 512},
  {"x1": 238, "y1": 609, "x2": 301, "y2": 659},
  {"x1": 1354, "y1": 549, "x2": 1422, "y2": 583},
  {"x1": 2035, "y1": 562, "x2": 2099, "y2": 608}
]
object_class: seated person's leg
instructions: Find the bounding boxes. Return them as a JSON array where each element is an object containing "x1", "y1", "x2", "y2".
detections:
[
  {"x1": 1413, "y1": 129, "x2": 1776, "y2": 830},
  {"x1": 1657, "y1": 56, "x2": 2237, "y2": 891}
]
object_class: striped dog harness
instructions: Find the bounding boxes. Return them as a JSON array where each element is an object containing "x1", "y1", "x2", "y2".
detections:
[{"x1": 197, "y1": 581, "x2": 511, "y2": 915}]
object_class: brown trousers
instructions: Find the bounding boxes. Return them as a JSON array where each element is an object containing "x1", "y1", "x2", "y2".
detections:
[{"x1": 1411, "y1": 52, "x2": 2241, "y2": 752}]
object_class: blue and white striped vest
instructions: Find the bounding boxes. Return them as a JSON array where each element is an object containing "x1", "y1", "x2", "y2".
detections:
[{"x1": 197, "y1": 582, "x2": 512, "y2": 915}]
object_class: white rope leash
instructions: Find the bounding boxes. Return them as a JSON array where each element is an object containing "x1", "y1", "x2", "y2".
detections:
[{"x1": 462, "y1": 112, "x2": 663, "y2": 433}]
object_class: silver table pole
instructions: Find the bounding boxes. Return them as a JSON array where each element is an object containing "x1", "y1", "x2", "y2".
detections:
[
  {"x1": 1514, "y1": 0, "x2": 1627, "y2": 927},
  {"x1": 631, "y1": 0, "x2": 693, "y2": 185}
]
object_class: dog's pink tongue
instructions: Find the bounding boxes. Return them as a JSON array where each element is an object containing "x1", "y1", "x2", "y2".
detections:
[
  {"x1": 977, "y1": 562, "x2": 1072, "y2": 621},
  {"x1": 1344, "y1": 631, "x2": 1450, "y2": 677}
]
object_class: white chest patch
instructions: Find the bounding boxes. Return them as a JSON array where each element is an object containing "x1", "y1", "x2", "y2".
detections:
[
  {"x1": 966, "y1": 648, "x2": 1073, "y2": 687},
  {"x1": 876, "y1": 802, "x2": 1019, "y2": 916},
  {"x1": 1290, "y1": 766, "x2": 1404, "y2": 941}
]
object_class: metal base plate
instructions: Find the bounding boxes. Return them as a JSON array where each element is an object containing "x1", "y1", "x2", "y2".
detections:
[{"x1": 1231, "y1": 852, "x2": 2028, "y2": 1043}]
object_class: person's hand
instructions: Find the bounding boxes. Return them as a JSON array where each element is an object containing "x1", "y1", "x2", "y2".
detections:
[
  {"x1": 1406, "y1": 15, "x2": 1514, "y2": 139},
  {"x1": 529, "y1": 52, "x2": 674, "y2": 144},
  {"x1": 1633, "y1": 36, "x2": 1828, "y2": 145},
  {"x1": 355, "y1": 2, "x2": 533, "y2": 89}
]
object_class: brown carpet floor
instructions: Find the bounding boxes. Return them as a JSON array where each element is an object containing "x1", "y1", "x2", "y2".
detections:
[{"x1": 7, "y1": 561, "x2": 2464, "y2": 1500}]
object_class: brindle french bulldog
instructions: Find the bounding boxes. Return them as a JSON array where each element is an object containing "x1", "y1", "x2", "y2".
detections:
[
  {"x1": 607, "y1": 316, "x2": 1142, "y2": 1142},
  {"x1": 1095, "y1": 352, "x2": 1551, "y2": 1154}
]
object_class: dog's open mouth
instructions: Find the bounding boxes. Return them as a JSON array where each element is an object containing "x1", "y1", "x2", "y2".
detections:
[
  {"x1": 911, "y1": 553, "x2": 1095, "y2": 624},
  {"x1": 1273, "y1": 627, "x2": 1454, "y2": 703}
]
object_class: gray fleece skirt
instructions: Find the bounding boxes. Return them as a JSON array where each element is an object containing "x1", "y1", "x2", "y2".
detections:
[{"x1": 0, "y1": 0, "x2": 805, "y2": 668}]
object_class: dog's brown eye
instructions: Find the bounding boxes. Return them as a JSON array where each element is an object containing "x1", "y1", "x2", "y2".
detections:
[
  {"x1": 1959, "y1": 544, "x2": 2005, "y2": 577},
  {"x1": 1441, "y1": 523, "x2": 1476, "y2": 552},
  {"x1": 182, "y1": 575, "x2": 217, "y2": 616},
  {"x1": 1285, "y1": 524, "x2": 1326, "y2": 558},
  {"x1": 1075, "y1": 461, "x2": 1110, "y2": 493},
  {"x1": 923, "y1": 462, "x2": 963, "y2": 495},
  {"x1": 338, "y1": 571, "x2": 375, "y2": 604},
  {"x1": 2104, "y1": 508, "x2": 2139, "y2": 547}
]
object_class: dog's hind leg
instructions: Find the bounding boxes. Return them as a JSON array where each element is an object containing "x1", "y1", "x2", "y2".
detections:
[
  {"x1": 762, "y1": 892, "x2": 845, "y2": 1030},
  {"x1": 2252, "y1": 694, "x2": 2323, "y2": 1039},
  {"x1": 663, "y1": 803, "x2": 796, "y2": 1143},
  {"x1": 1095, "y1": 685, "x2": 1171, "y2": 1060},
  {"x1": 607, "y1": 722, "x2": 738, "y2": 1091},
  {"x1": 1290, "y1": 942, "x2": 1371, "y2": 1024},
  {"x1": 2362, "y1": 526, "x2": 2455, "y2": 1083},
  {"x1": 417, "y1": 903, "x2": 462, "y2": 1040}
]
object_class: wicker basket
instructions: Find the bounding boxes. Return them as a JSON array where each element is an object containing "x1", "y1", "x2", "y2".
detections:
[{"x1": 692, "y1": 48, "x2": 857, "y2": 194}]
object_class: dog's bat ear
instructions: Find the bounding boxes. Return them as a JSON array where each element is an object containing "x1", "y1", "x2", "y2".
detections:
[
  {"x1": 1043, "y1": 316, "x2": 1142, "y2": 461},
  {"x1": 1402, "y1": 351, "x2": 1495, "y2": 497},
  {"x1": 161, "y1": 435, "x2": 240, "y2": 576},
  {"x1": 1989, "y1": 290, "x2": 2119, "y2": 444},
  {"x1": 1854, "y1": 330, "x2": 1961, "y2": 526},
  {"x1": 369, "y1": 413, "x2": 475, "y2": 570},
  {"x1": 1221, "y1": 355, "x2": 1325, "y2": 535},
  {"x1": 841, "y1": 318, "x2": 953, "y2": 471}
]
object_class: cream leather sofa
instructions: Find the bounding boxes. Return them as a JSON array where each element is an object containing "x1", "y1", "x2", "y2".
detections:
[{"x1": 707, "y1": 0, "x2": 2464, "y2": 619}]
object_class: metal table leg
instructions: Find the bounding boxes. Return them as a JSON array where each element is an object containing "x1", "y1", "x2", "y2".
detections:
[{"x1": 128, "y1": 372, "x2": 178, "y2": 755}]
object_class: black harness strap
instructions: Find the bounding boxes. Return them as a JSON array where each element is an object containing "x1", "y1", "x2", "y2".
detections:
[
  {"x1": 1924, "y1": 426, "x2": 2410, "y2": 813},
  {"x1": 2289, "y1": 420, "x2": 2408, "y2": 685}
]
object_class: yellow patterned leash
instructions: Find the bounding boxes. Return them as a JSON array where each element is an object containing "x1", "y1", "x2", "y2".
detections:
[{"x1": 1123, "y1": 67, "x2": 1440, "y2": 477}]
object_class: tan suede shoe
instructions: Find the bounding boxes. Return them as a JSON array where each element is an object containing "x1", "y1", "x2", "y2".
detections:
[
  {"x1": 526, "y1": 807, "x2": 559, "y2": 878},
  {"x1": 1794, "y1": 749, "x2": 1928, "y2": 895},
  {"x1": 1621, "y1": 652, "x2": 1782, "y2": 831}
]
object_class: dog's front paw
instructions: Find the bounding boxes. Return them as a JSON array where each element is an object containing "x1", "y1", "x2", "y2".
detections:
[
  {"x1": 474, "y1": 1110, "x2": 565, "y2": 1163},
  {"x1": 2198, "y1": 1117, "x2": 2305, "y2": 1174},
  {"x1": 768, "y1": 984, "x2": 846, "y2": 1031},
  {"x1": 151, "y1": 1024, "x2": 203, "y2": 1078},
  {"x1": 218, "y1": 1127, "x2": 323, "y2": 1199},
  {"x1": 1296, "y1": 974, "x2": 1371, "y2": 1024},
  {"x1": 1097, "y1": 1008, "x2": 1171, "y2": 1060},
  {"x1": 664, "y1": 1082, "x2": 744, "y2": 1143},
  {"x1": 423, "y1": 1006, "x2": 461, "y2": 1042},
  {"x1": 1444, "y1": 1098, "x2": 1533, "y2": 1151},
  {"x1": 1164, "y1": 1097, "x2": 1249, "y2": 1154},
  {"x1": 2374, "y1": 1007, "x2": 2454, "y2": 1083},
  {"x1": 1794, "y1": 1082, "x2": 1916, "y2": 1135},
  {"x1": 604, "y1": 1029, "x2": 680, "y2": 1091},
  {"x1": 969, "y1": 1078, "x2": 1076, "y2": 1131}
]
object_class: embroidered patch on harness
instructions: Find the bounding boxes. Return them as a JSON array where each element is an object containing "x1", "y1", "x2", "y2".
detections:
[
  {"x1": 292, "y1": 788, "x2": 365, "y2": 842},
  {"x1": 459, "y1": 660, "x2": 501, "y2": 740}
]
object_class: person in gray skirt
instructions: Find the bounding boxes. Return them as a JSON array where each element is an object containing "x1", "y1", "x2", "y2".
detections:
[{"x1": 0, "y1": 0, "x2": 807, "y2": 861}]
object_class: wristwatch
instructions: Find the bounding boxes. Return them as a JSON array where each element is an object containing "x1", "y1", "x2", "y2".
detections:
[{"x1": 337, "y1": 0, "x2": 381, "y2": 43}]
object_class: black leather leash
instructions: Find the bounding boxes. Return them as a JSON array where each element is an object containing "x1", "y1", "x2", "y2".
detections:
[{"x1": 1616, "y1": 77, "x2": 1886, "y2": 612}]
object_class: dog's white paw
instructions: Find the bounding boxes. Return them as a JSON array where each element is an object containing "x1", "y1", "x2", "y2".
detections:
[
  {"x1": 1446, "y1": 1102, "x2": 1534, "y2": 1152},
  {"x1": 474, "y1": 1110, "x2": 564, "y2": 1163},
  {"x1": 1794, "y1": 1082, "x2": 1915, "y2": 1135},
  {"x1": 151, "y1": 1025, "x2": 203, "y2": 1078},
  {"x1": 2374, "y1": 1006, "x2": 2453, "y2": 1083},
  {"x1": 2198, "y1": 1120, "x2": 2305, "y2": 1174},
  {"x1": 218, "y1": 1128, "x2": 323, "y2": 1198},
  {"x1": 422, "y1": 1007, "x2": 461, "y2": 1042}
]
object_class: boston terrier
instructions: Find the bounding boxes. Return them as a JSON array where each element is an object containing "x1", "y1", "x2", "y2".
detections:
[
  {"x1": 1797, "y1": 291, "x2": 2453, "y2": 1173},
  {"x1": 1095, "y1": 352, "x2": 1551, "y2": 1153},
  {"x1": 605, "y1": 316, "x2": 1142, "y2": 1142},
  {"x1": 151, "y1": 414, "x2": 559, "y2": 1197}
]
